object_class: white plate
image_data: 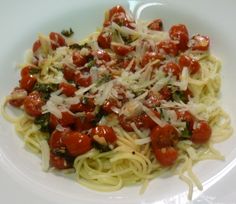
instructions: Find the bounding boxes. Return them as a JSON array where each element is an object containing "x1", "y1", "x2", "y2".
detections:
[{"x1": 0, "y1": 0, "x2": 236, "y2": 203}]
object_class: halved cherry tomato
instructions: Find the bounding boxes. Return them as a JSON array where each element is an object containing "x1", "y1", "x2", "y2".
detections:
[
  {"x1": 50, "y1": 112, "x2": 75, "y2": 129},
  {"x1": 159, "y1": 86, "x2": 172, "y2": 101},
  {"x1": 136, "y1": 112, "x2": 160, "y2": 129},
  {"x1": 95, "y1": 50, "x2": 111, "y2": 62},
  {"x1": 72, "y1": 51, "x2": 87, "y2": 67},
  {"x1": 59, "y1": 82, "x2": 76, "y2": 97},
  {"x1": 74, "y1": 117, "x2": 94, "y2": 132},
  {"x1": 97, "y1": 31, "x2": 112, "y2": 49},
  {"x1": 111, "y1": 43, "x2": 134, "y2": 56},
  {"x1": 179, "y1": 55, "x2": 200, "y2": 74},
  {"x1": 23, "y1": 91, "x2": 44, "y2": 117},
  {"x1": 163, "y1": 62, "x2": 181, "y2": 78},
  {"x1": 32, "y1": 40, "x2": 41, "y2": 53},
  {"x1": 147, "y1": 19, "x2": 163, "y2": 31},
  {"x1": 190, "y1": 34, "x2": 210, "y2": 51},
  {"x1": 150, "y1": 124, "x2": 179, "y2": 148},
  {"x1": 141, "y1": 51, "x2": 163, "y2": 67},
  {"x1": 102, "y1": 98, "x2": 119, "y2": 114},
  {"x1": 19, "y1": 75, "x2": 37, "y2": 92},
  {"x1": 62, "y1": 131, "x2": 92, "y2": 156},
  {"x1": 169, "y1": 24, "x2": 189, "y2": 51},
  {"x1": 49, "y1": 32, "x2": 66, "y2": 50},
  {"x1": 63, "y1": 65, "x2": 75, "y2": 81},
  {"x1": 191, "y1": 121, "x2": 211, "y2": 144},
  {"x1": 74, "y1": 73, "x2": 92, "y2": 87},
  {"x1": 50, "y1": 153, "x2": 72, "y2": 169},
  {"x1": 8, "y1": 87, "x2": 27, "y2": 107},
  {"x1": 49, "y1": 129, "x2": 70, "y2": 149},
  {"x1": 91, "y1": 125, "x2": 117, "y2": 144},
  {"x1": 118, "y1": 114, "x2": 134, "y2": 132},
  {"x1": 157, "y1": 40, "x2": 179, "y2": 56},
  {"x1": 153, "y1": 147, "x2": 178, "y2": 166}
]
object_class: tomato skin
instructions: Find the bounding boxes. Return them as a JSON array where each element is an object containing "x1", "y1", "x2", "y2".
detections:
[
  {"x1": 118, "y1": 114, "x2": 134, "y2": 132},
  {"x1": 63, "y1": 65, "x2": 75, "y2": 81},
  {"x1": 144, "y1": 92, "x2": 161, "y2": 108},
  {"x1": 136, "y1": 113, "x2": 159, "y2": 129},
  {"x1": 49, "y1": 129, "x2": 70, "y2": 149},
  {"x1": 147, "y1": 19, "x2": 163, "y2": 31},
  {"x1": 108, "y1": 5, "x2": 126, "y2": 20},
  {"x1": 102, "y1": 99, "x2": 119, "y2": 114},
  {"x1": 72, "y1": 51, "x2": 87, "y2": 67},
  {"x1": 50, "y1": 153, "x2": 71, "y2": 169},
  {"x1": 49, "y1": 32, "x2": 66, "y2": 50},
  {"x1": 190, "y1": 34, "x2": 210, "y2": 51},
  {"x1": 179, "y1": 55, "x2": 200, "y2": 74},
  {"x1": 163, "y1": 62, "x2": 182, "y2": 78},
  {"x1": 8, "y1": 87, "x2": 27, "y2": 107},
  {"x1": 159, "y1": 86, "x2": 172, "y2": 101},
  {"x1": 97, "y1": 31, "x2": 112, "y2": 49},
  {"x1": 74, "y1": 73, "x2": 92, "y2": 87},
  {"x1": 169, "y1": 24, "x2": 189, "y2": 51},
  {"x1": 157, "y1": 40, "x2": 179, "y2": 56},
  {"x1": 191, "y1": 121, "x2": 211, "y2": 144},
  {"x1": 176, "y1": 110, "x2": 195, "y2": 131},
  {"x1": 111, "y1": 43, "x2": 134, "y2": 56},
  {"x1": 95, "y1": 50, "x2": 111, "y2": 62},
  {"x1": 59, "y1": 82, "x2": 76, "y2": 97},
  {"x1": 50, "y1": 112, "x2": 75, "y2": 129},
  {"x1": 150, "y1": 124, "x2": 179, "y2": 148},
  {"x1": 153, "y1": 147, "x2": 178, "y2": 166},
  {"x1": 62, "y1": 131, "x2": 92, "y2": 157},
  {"x1": 74, "y1": 117, "x2": 94, "y2": 132},
  {"x1": 19, "y1": 75, "x2": 37, "y2": 92},
  {"x1": 141, "y1": 52, "x2": 163, "y2": 67},
  {"x1": 23, "y1": 91, "x2": 44, "y2": 117},
  {"x1": 91, "y1": 125, "x2": 117, "y2": 144},
  {"x1": 32, "y1": 40, "x2": 41, "y2": 53}
]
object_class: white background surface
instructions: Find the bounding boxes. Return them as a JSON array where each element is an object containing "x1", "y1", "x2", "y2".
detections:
[{"x1": 0, "y1": 0, "x2": 236, "y2": 203}]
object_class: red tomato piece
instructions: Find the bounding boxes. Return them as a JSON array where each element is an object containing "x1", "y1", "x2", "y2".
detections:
[
  {"x1": 19, "y1": 75, "x2": 37, "y2": 92},
  {"x1": 95, "y1": 50, "x2": 111, "y2": 62},
  {"x1": 97, "y1": 31, "x2": 112, "y2": 49},
  {"x1": 136, "y1": 112, "x2": 160, "y2": 129},
  {"x1": 157, "y1": 40, "x2": 179, "y2": 56},
  {"x1": 141, "y1": 51, "x2": 163, "y2": 67},
  {"x1": 62, "y1": 131, "x2": 92, "y2": 156},
  {"x1": 50, "y1": 153, "x2": 72, "y2": 169},
  {"x1": 111, "y1": 43, "x2": 134, "y2": 56},
  {"x1": 91, "y1": 125, "x2": 117, "y2": 144},
  {"x1": 59, "y1": 82, "x2": 76, "y2": 97},
  {"x1": 159, "y1": 86, "x2": 173, "y2": 101},
  {"x1": 191, "y1": 121, "x2": 211, "y2": 144},
  {"x1": 144, "y1": 92, "x2": 161, "y2": 108},
  {"x1": 74, "y1": 117, "x2": 94, "y2": 132},
  {"x1": 32, "y1": 40, "x2": 41, "y2": 53},
  {"x1": 118, "y1": 114, "x2": 134, "y2": 132},
  {"x1": 108, "y1": 5, "x2": 126, "y2": 20},
  {"x1": 50, "y1": 112, "x2": 75, "y2": 129},
  {"x1": 63, "y1": 65, "x2": 75, "y2": 81},
  {"x1": 74, "y1": 73, "x2": 92, "y2": 87},
  {"x1": 190, "y1": 34, "x2": 210, "y2": 51},
  {"x1": 169, "y1": 24, "x2": 189, "y2": 51},
  {"x1": 176, "y1": 110, "x2": 195, "y2": 131},
  {"x1": 8, "y1": 87, "x2": 27, "y2": 107},
  {"x1": 179, "y1": 55, "x2": 200, "y2": 74},
  {"x1": 153, "y1": 147, "x2": 178, "y2": 166},
  {"x1": 102, "y1": 98, "x2": 119, "y2": 114},
  {"x1": 49, "y1": 129, "x2": 70, "y2": 149},
  {"x1": 49, "y1": 32, "x2": 66, "y2": 50},
  {"x1": 150, "y1": 124, "x2": 179, "y2": 148},
  {"x1": 23, "y1": 91, "x2": 44, "y2": 117},
  {"x1": 72, "y1": 51, "x2": 87, "y2": 67},
  {"x1": 163, "y1": 62, "x2": 182, "y2": 78},
  {"x1": 147, "y1": 19, "x2": 163, "y2": 31}
]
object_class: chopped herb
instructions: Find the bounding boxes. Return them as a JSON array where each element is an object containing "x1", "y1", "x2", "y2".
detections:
[
  {"x1": 172, "y1": 91, "x2": 187, "y2": 103},
  {"x1": 33, "y1": 82, "x2": 59, "y2": 100},
  {"x1": 34, "y1": 113, "x2": 50, "y2": 132},
  {"x1": 91, "y1": 109, "x2": 107, "y2": 126},
  {"x1": 92, "y1": 141, "x2": 111, "y2": 152},
  {"x1": 97, "y1": 74, "x2": 112, "y2": 85},
  {"x1": 87, "y1": 59, "x2": 95, "y2": 68},
  {"x1": 69, "y1": 43, "x2": 88, "y2": 50},
  {"x1": 29, "y1": 68, "x2": 40, "y2": 75},
  {"x1": 81, "y1": 97, "x2": 88, "y2": 105},
  {"x1": 180, "y1": 122, "x2": 191, "y2": 139},
  {"x1": 61, "y1": 28, "x2": 74, "y2": 37}
]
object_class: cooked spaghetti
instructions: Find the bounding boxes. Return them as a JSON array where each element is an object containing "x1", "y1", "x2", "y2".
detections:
[{"x1": 2, "y1": 5, "x2": 232, "y2": 199}]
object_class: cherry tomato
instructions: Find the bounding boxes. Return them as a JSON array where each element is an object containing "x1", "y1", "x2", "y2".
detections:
[
  {"x1": 190, "y1": 34, "x2": 210, "y2": 51},
  {"x1": 50, "y1": 112, "x2": 75, "y2": 129},
  {"x1": 163, "y1": 62, "x2": 181, "y2": 78},
  {"x1": 136, "y1": 112, "x2": 160, "y2": 129},
  {"x1": 50, "y1": 153, "x2": 72, "y2": 169},
  {"x1": 118, "y1": 114, "x2": 134, "y2": 132},
  {"x1": 91, "y1": 125, "x2": 117, "y2": 144},
  {"x1": 176, "y1": 110, "x2": 195, "y2": 131},
  {"x1": 108, "y1": 5, "x2": 126, "y2": 20},
  {"x1": 111, "y1": 43, "x2": 134, "y2": 56},
  {"x1": 49, "y1": 32, "x2": 66, "y2": 50},
  {"x1": 49, "y1": 129, "x2": 70, "y2": 149},
  {"x1": 74, "y1": 73, "x2": 92, "y2": 87},
  {"x1": 191, "y1": 121, "x2": 211, "y2": 144},
  {"x1": 59, "y1": 82, "x2": 76, "y2": 97},
  {"x1": 153, "y1": 147, "x2": 178, "y2": 166},
  {"x1": 159, "y1": 86, "x2": 172, "y2": 101},
  {"x1": 19, "y1": 75, "x2": 37, "y2": 92},
  {"x1": 95, "y1": 50, "x2": 111, "y2": 62},
  {"x1": 150, "y1": 124, "x2": 179, "y2": 148},
  {"x1": 62, "y1": 131, "x2": 92, "y2": 156},
  {"x1": 23, "y1": 91, "x2": 44, "y2": 117},
  {"x1": 32, "y1": 40, "x2": 41, "y2": 53},
  {"x1": 169, "y1": 24, "x2": 189, "y2": 51},
  {"x1": 74, "y1": 117, "x2": 94, "y2": 132},
  {"x1": 157, "y1": 40, "x2": 179, "y2": 56},
  {"x1": 147, "y1": 19, "x2": 163, "y2": 31},
  {"x1": 118, "y1": 59, "x2": 136, "y2": 72},
  {"x1": 141, "y1": 52, "x2": 163, "y2": 67},
  {"x1": 72, "y1": 51, "x2": 87, "y2": 67},
  {"x1": 144, "y1": 92, "x2": 161, "y2": 108},
  {"x1": 97, "y1": 31, "x2": 112, "y2": 49},
  {"x1": 63, "y1": 65, "x2": 75, "y2": 81},
  {"x1": 21, "y1": 66, "x2": 32, "y2": 78},
  {"x1": 102, "y1": 98, "x2": 119, "y2": 114},
  {"x1": 179, "y1": 55, "x2": 200, "y2": 74},
  {"x1": 8, "y1": 87, "x2": 27, "y2": 107}
]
